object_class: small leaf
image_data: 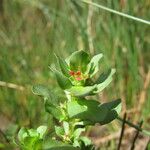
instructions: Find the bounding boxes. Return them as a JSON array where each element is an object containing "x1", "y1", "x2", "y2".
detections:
[
  {"x1": 66, "y1": 85, "x2": 96, "y2": 97},
  {"x1": 23, "y1": 136, "x2": 41, "y2": 149},
  {"x1": 68, "y1": 50, "x2": 90, "y2": 73},
  {"x1": 43, "y1": 139, "x2": 80, "y2": 150},
  {"x1": 32, "y1": 85, "x2": 50, "y2": 98},
  {"x1": 94, "y1": 68, "x2": 116, "y2": 93},
  {"x1": 52, "y1": 68, "x2": 72, "y2": 90},
  {"x1": 63, "y1": 121, "x2": 69, "y2": 135},
  {"x1": 32, "y1": 85, "x2": 59, "y2": 105},
  {"x1": 37, "y1": 126, "x2": 47, "y2": 139},
  {"x1": 45, "y1": 99, "x2": 64, "y2": 120},
  {"x1": 18, "y1": 127, "x2": 28, "y2": 142},
  {"x1": 55, "y1": 126, "x2": 65, "y2": 138},
  {"x1": 79, "y1": 136, "x2": 91, "y2": 146},
  {"x1": 55, "y1": 54, "x2": 70, "y2": 77},
  {"x1": 28, "y1": 129, "x2": 39, "y2": 137},
  {"x1": 72, "y1": 128, "x2": 85, "y2": 139},
  {"x1": 87, "y1": 53, "x2": 103, "y2": 77}
]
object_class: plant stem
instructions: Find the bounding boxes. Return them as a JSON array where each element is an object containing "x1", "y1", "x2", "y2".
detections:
[
  {"x1": 117, "y1": 113, "x2": 126, "y2": 150},
  {"x1": 81, "y1": 0, "x2": 150, "y2": 25},
  {"x1": 130, "y1": 120, "x2": 143, "y2": 150}
]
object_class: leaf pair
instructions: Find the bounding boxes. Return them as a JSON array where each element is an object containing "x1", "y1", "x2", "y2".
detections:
[
  {"x1": 18, "y1": 126, "x2": 47, "y2": 150},
  {"x1": 67, "y1": 98, "x2": 121, "y2": 125},
  {"x1": 52, "y1": 51, "x2": 115, "y2": 96}
]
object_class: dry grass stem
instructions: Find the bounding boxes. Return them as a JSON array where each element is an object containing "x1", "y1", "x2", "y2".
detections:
[{"x1": 0, "y1": 81, "x2": 25, "y2": 91}]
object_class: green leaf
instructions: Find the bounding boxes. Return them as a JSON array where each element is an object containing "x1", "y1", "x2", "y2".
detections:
[
  {"x1": 33, "y1": 85, "x2": 63, "y2": 120},
  {"x1": 87, "y1": 53, "x2": 103, "y2": 77},
  {"x1": 32, "y1": 85, "x2": 59, "y2": 105},
  {"x1": 52, "y1": 69, "x2": 72, "y2": 90},
  {"x1": 55, "y1": 126, "x2": 65, "y2": 137},
  {"x1": 55, "y1": 54, "x2": 70, "y2": 77},
  {"x1": 66, "y1": 85, "x2": 96, "y2": 97},
  {"x1": 32, "y1": 85, "x2": 50, "y2": 98},
  {"x1": 68, "y1": 50, "x2": 90, "y2": 73},
  {"x1": 98, "y1": 99, "x2": 121, "y2": 125},
  {"x1": 28, "y1": 129, "x2": 39, "y2": 137},
  {"x1": 18, "y1": 127, "x2": 28, "y2": 142},
  {"x1": 63, "y1": 121, "x2": 69, "y2": 135},
  {"x1": 37, "y1": 126, "x2": 47, "y2": 139},
  {"x1": 79, "y1": 136, "x2": 91, "y2": 146},
  {"x1": 23, "y1": 136, "x2": 42, "y2": 150},
  {"x1": 67, "y1": 98, "x2": 121, "y2": 125},
  {"x1": 94, "y1": 68, "x2": 116, "y2": 93},
  {"x1": 43, "y1": 139, "x2": 80, "y2": 150},
  {"x1": 45, "y1": 99, "x2": 64, "y2": 120},
  {"x1": 72, "y1": 128, "x2": 85, "y2": 139},
  {"x1": 18, "y1": 127, "x2": 44, "y2": 150}
]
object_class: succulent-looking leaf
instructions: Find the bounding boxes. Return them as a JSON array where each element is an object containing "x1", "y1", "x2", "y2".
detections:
[
  {"x1": 67, "y1": 98, "x2": 121, "y2": 125},
  {"x1": 79, "y1": 136, "x2": 91, "y2": 146},
  {"x1": 52, "y1": 68, "x2": 72, "y2": 90},
  {"x1": 43, "y1": 139, "x2": 80, "y2": 150},
  {"x1": 68, "y1": 50, "x2": 90, "y2": 73},
  {"x1": 32, "y1": 85, "x2": 50, "y2": 98},
  {"x1": 32, "y1": 85, "x2": 59, "y2": 105},
  {"x1": 72, "y1": 128, "x2": 85, "y2": 140},
  {"x1": 18, "y1": 127, "x2": 28, "y2": 142},
  {"x1": 87, "y1": 53, "x2": 103, "y2": 77},
  {"x1": 45, "y1": 99, "x2": 64, "y2": 120},
  {"x1": 93, "y1": 68, "x2": 116, "y2": 93},
  {"x1": 66, "y1": 85, "x2": 96, "y2": 97},
  {"x1": 23, "y1": 136, "x2": 42, "y2": 150},
  {"x1": 37, "y1": 126, "x2": 47, "y2": 139},
  {"x1": 63, "y1": 121, "x2": 70, "y2": 135},
  {"x1": 55, "y1": 126, "x2": 65, "y2": 138},
  {"x1": 55, "y1": 54, "x2": 70, "y2": 77},
  {"x1": 18, "y1": 126, "x2": 46, "y2": 150},
  {"x1": 32, "y1": 85, "x2": 63, "y2": 120},
  {"x1": 28, "y1": 129, "x2": 39, "y2": 137}
]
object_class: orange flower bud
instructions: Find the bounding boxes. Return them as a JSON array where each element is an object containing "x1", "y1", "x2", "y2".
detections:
[
  {"x1": 69, "y1": 71, "x2": 75, "y2": 76},
  {"x1": 76, "y1": 71, "x2": 81, "y2": 76}
]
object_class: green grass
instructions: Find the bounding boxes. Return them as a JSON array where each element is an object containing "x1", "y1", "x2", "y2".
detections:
[{"x1": 0, "y1": 0, "x2": 150, "y2": 149}]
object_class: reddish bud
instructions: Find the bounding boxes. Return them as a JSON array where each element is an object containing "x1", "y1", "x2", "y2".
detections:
[
  {"x1": 76, "y1": 71, "x2": 81, "y2": 76},
  {"x1": 69, "y1": 71, "x2": 75, "y2": 76},
  {"x1": 75, "y1": 77, "x2": 82, "y2": 81}
]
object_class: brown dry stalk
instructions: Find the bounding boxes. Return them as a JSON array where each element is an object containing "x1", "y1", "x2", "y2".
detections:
[
  {"x1": 0, "y1": 81, "x2": 25, "y2": 91},
  {"x1": 87, "y1": 0, "x2": 95, "y2": 55},
  {"x1": 92, "y1": 128, "x2": 135, "y2": 146},
  {"x1": 138, "y1": 70, "x2": 150, "y2": 112}
]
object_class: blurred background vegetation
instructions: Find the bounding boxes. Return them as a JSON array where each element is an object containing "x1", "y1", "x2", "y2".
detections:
[{"x1": 0, "y1": 0, "x2": 150, "y2": 149}]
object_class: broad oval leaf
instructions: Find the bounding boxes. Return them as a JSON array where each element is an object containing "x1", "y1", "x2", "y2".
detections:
[
  {"x1": 32, "y1": 85, "x2": 58, "y2": 105},
  {"x1": 68, "y1": 50, "x2": 90, "y2": 73},
  {"x1": 18, "y1": 127, "x2": 28, "y2": 142},
  {"x1": 45, "y1": 99, "x2": 64, "y2": 121},
  {"x1": 55, "y1": 126, "x2": 65, "y2": 137},
  {"x1": 86, "y1": 53, "x2": 103, "y2": 77},
  {"x1": 67, "y1": 98, "x2": 121, "y2": 125},
  {"x1": 52, "y1": 69, "x2": 72, "y2": 90},
  {"x1": 98, "y1": 99, "x2": 121, "y2": 125},
  {"x1": 32, "y1": 85, "x2": 50, "y2": 98},
  {"x1": 55, "y1": 54, "x2": 70, "y2": 77},
  {"x1": 93, "y1": 68, "x2": 116, "y2": 93},
  {"x1": 66, "y1": 85, "x2": 96, "y2": 97},
  {"x1": 37, "y1": 126, "x2": 47, "y2": 139}
]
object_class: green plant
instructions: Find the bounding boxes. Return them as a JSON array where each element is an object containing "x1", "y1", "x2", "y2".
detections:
[{"x1": 17, "y1": 50, "x2": 121, "y2": 150}]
